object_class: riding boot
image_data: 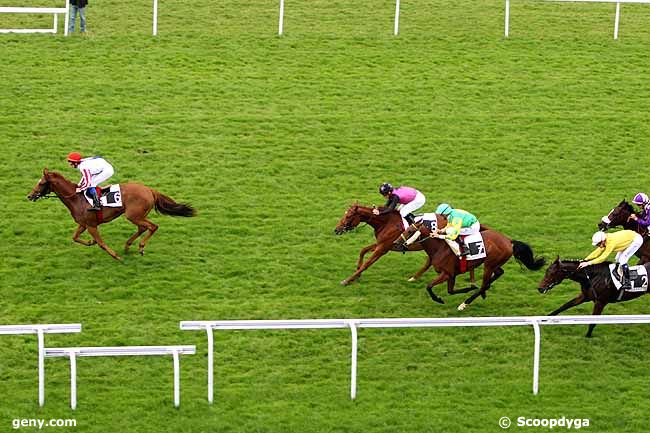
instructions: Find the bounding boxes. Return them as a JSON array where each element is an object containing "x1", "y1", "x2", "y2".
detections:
[
  {"x1": 458, "y1": 240, "x2": 469, "y2": 257},
  {"x1": 88, "y1": 189, "x2": 101, "y2": 212},
  {"x1": 619, "y1": 264, "x2": 631, "y2": 298},
  {"x1": 405, "y1": 213, "x2": 415, "y2": 225}
]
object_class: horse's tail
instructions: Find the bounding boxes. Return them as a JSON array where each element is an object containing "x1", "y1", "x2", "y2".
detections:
[
  {"x1": 153, "y1": 190, "x2": 196, "y2": 217},
  {"x1": 511, "y1": 239, "x2": 546, "y2": 270}
]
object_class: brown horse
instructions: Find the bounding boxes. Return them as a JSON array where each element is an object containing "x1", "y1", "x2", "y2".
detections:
[
  {"x1": 538, "y1": 257, "x2": 649, "y2": 337},
  {"x1": 598, "y1": 199, "x2": 650, "y2": 264},
  {"x1": 334, "y1": 204, "x2": 476, "y2": 286},
  {"x1": 400, "y1": 222, "x2": 545, "y2": 310},
  {"x1": 27, "y1": 169, "x2": 196, "y2": 260}
]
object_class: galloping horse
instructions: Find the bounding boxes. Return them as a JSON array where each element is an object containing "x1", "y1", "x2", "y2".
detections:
[
  {"x1": 28, "y1": 169, "x2": 196, "y2": 260},
  {"x1": 334, "y1": 204, "x2": 477, "y2": 286},
  {"x1": 538, "y1": 257, "x2": 650, "y2": 337},
  {"x1": 399, "y1": 222, "x2": 545, "y2": 310},
  {"x1": 598, "y1": 199, "x2": 650, "y2": 264}
]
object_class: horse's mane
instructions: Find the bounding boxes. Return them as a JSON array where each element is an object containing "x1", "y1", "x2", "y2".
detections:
[{"x1": 620, "y1": 200, "x2": 635, "y2": 213}]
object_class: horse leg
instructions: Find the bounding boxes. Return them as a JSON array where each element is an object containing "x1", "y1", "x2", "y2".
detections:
[
  {"x1": 458, "y1": 267, "x2": 504, "y2": 311},
  {"x1": 72, "y1": 225, "x2": 96, "y2": 246},
  {"x1": 357, "y1": 243, "x2": 376, "y2": 269},
  {"x1": 409, "y1": 256, "x2": 432, "y2": 282},
  {"x1": 86, "y1": 226, "x2": 121, "y2": 260},
  {"x1": 468, "y1": 268, "x2": 478, "y2": 290},
  {"x1": 424, "y1": 273, "x2": 449, "y2": 304},
  {"x1": 341, "y1": 246, "x2": 390, "y2": 286},
  {"x1": 548, "y1": 293, "x2": 587, "y2": 316},
  {"x1": 131, "y1": 218, "x2": 158, "y2": 255},
  {"x1": 585, "y1": 301, "x2": 607, "y2": 338},
  {"x1": 124, "y1": 225, "x2": 147, "y2": 254}
]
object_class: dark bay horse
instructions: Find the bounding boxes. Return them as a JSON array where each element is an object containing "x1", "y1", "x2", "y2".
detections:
[
  {"x1": 598, "y1": 199, "x2": 650, "y2": 264},
  {"x1": 333, "y1": 204, "x2": 476, "y2": 286},
  {"x1": 400, "y1": 222, "x2": 545, "y2": 310},
  {"x1": 538, "y1": 257, "x2": 649, "y2": 337},
  {"x1": 28, "y1": 169, "x2": 196, "y2": 260}
]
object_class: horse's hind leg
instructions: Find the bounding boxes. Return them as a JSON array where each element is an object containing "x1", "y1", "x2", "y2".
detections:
[
  {"x1": 72, "y1": 225, "x2": 96, "y2": 247},
  {"x1": 124, "y1": 225, "x2": 147, "y2": 254},
  {"x1": 126, "y1": 216, "x2": 158, "y2": 255},
  {"x1": 458, "y1": 267, "x2": 504, "y2": 310},
  {"x1": 86, "y1": 226, "x2": 121, "y2": 260}
]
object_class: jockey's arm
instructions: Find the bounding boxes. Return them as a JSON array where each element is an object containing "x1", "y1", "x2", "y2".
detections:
[
  {"x1": 378, "y1": 195, "x2": 400, "y2": 214},
  {"x1": 636, "y1": 210, "x2": 650, "y2": 227},
  {"x1": 440, "y1": 216, "x2": 462, "y2": 240},
  {"x1": 584, "y1": 243, "x2": 614, "y2": 265},
  {"x1": 76, "y1": 168, "x2": 92, "y2": 192}
]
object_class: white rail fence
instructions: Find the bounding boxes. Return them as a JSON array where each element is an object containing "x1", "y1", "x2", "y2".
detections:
[
  {"x1": 0, "y1": 1, "x2": 70, "y2": 35},
  {"x1": 45, "y1": 345, "x2": 196, "y2": 409},
  {"x1": 181, "y1": 315, "x2": 650, "y2": 403},
  {"x1": 0, "y1": 324, "x2": 81, "y2": 406},
  {"x1": 505, "y1": 0, "x2": 650, "y2": 39}
]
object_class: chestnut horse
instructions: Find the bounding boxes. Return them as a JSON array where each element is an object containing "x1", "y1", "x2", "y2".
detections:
[
  {"x1": 27, "y1": 169, "x2": 196, "y2": 260},
  {"x1": 334, "y1": 204, "x2": 476, "y2": 286},
  {"x1": 598, "y1": 199, "x2": 650, "y2": 264},
  {"x1": 400, "y1": 222, "x2": 545, "y2": 310},
  {"x1": 538, "y1": 257, "x2": 650, "y2": 337}
]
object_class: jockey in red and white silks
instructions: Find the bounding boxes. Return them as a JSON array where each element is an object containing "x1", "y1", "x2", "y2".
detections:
[{"x1": 67, "y1": 152, "x2": 114, "y2": 211}]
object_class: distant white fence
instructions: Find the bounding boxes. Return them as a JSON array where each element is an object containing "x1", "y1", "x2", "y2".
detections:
[
  {"x1": 505, "y1": 0, "x2": 650, "y2": 39},
  {"x1": 0, "y1": 1, "x2": 70, "y2": 35},
  {"x1": 0, "y1": 324, "x2": 81, "y2": 406},
  {"x1": 45, "y1": 345, "x2": 196, "y2": 409},
  {"x1": 181, "y1": 315, "x2": 650, "y2": 403}
]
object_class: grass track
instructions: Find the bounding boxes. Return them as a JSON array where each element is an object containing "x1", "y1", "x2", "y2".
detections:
[{"x1": 1, "y1": 0, "x2": 650, "y2": 432}]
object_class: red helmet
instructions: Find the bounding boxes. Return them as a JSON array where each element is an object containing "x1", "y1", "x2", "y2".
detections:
[{"x1": 67, "y1": 152, "x2": 82, "y2": 163}]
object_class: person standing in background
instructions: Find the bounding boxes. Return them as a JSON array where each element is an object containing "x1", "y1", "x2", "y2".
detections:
[{"x1": 68, "y1": 0, "x2": 88, "y2": 34}]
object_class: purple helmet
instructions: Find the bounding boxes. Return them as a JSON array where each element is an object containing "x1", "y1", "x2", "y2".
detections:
[{"x1": 633, "y1": 192, "x2": 649, "y2": 205}]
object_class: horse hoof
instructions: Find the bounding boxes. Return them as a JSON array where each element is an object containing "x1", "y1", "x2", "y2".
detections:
[
  {"x1": 408, "y1": 277, "x2": 417, "y2": 282},
  {"x1": 341, "y1": 280, "x2": 349, "y2": 286},
  {"x1": 458, "y1": 303, "x2": 467, "y2": 311}
]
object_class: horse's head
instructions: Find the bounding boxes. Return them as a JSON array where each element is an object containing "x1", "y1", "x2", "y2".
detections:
[
  {"x1": 27, "y1": 169, "x2": 53, "y2": 201},
  {"x1": 334, "y1": 204, "x2": 364, "y2": 235},
  {"x1": 538, "y1": 256, "x2": 579, "y2": 294},
  {"x1": 599, "y1": 199, "x2": 634, "y2": 231}
]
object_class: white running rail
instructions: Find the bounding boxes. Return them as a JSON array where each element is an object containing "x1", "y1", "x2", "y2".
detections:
[
  {"x1": 0, "y1": 324, "x2": 81, "y2": 406},
  {"x1": 181, "y1": 315, "x2": 650, "y2": 403},
  {"x1": 0, "y1": 1, "x2": 70, "y2": 36},
  {"x1": 505, "y1": 0, "x2": 650, "y2": 39},
  {"x1": 45, "y1": 345, "x2": 196, "y2": 409}
]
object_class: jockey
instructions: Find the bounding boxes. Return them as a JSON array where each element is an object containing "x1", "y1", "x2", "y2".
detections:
[
  {"x1": 372, "y1": 183, "x2": 426, "y2": 247},
  {"x1": 630, "y1": 192, "x2": 650, "y2": 230},
  {"x1": 579, "y1": 230, "x2": 643, "y2": 293},
  {"x1": 67, "y1": 152, "x2": 114, "y2": 211},
  {"x1": 432, "y1": 203, "x2": 480, "y2": 257}
]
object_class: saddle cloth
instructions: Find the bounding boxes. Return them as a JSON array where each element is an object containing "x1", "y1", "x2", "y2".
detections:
[
  {"x1": 608, "y1": 263, "x2": 649, "y2": 293},
  {"x1": 84, "y1": 184, "x2": 123, "y2": 208},
  {"x1": 411, "y1": 213, "x2": 438, "y2": 232},
  {"x1": 461, "y1": 232, "x2": 487, "y2": 260}
]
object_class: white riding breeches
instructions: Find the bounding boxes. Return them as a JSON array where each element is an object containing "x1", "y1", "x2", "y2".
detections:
[
  {"x1": 459, "y1": 221, "x2": 481, "y2": 236},
  {"x1": 88, "y1": 165, "x2": 114, "y2": 188},
  {"x1": 615, "y1": 233, "x2": 644, "y2": 264},
  {"x1": 398, "y1": 192, "x2": 426, "y2": 218}
]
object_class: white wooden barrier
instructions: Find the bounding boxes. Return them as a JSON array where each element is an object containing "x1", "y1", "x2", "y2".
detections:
[
  {"x1": 45, "y1": 345, "x2": 196, "y2": 409},
  {"x1": 181, "y1": 315, "x2": 650, "y2": 403},
  {"x1": 505, "y1": 0, "x2": 650, "y2": 39},
  {"x1": 0, "y1": 1, "x2": 70, "y2": 36},
  {"x1": 0, "y1": 324, "x2": 81, "y2": 406}
]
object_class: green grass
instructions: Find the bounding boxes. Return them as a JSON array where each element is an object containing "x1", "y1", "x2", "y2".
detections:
[{"x1": 1, "y1": 0, "x2": 650, "y2": 432}]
